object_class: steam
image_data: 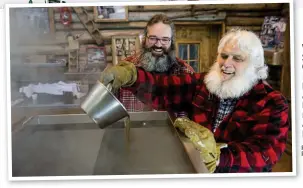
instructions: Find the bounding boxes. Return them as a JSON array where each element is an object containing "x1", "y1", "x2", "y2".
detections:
[{"x1": 10, "y1": 7, "x2": 69, "y2": 105}]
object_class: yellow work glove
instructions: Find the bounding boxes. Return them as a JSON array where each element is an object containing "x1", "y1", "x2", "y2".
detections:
[
  {"x1": 99, "y1": 61, "x2": 137, "y2": 90},
  {"x1": 174, "y1": 118, "x2": 227, "y2": 173}
]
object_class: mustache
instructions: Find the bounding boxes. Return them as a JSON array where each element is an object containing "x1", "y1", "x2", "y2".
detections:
[
  {"x1": 144, "y1": 45, "x2": 169, "y2": 53},
  {"x1": 152, "y1": 46, "x2": 164, "y2": 50}
]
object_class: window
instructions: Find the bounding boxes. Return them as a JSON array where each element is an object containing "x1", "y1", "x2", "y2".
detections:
[{"x1": 177, "y1": 43, "x2": 200, "y2": 72}]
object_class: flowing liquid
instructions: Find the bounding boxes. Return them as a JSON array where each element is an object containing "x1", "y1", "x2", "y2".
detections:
[{"x1": 124, "y1": 116, "x2": 131, "y2": 149}]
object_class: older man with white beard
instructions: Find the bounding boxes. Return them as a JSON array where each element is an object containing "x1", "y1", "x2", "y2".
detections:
[
  {"x1": 117, "y1": 14, "x2": 194, "y2": 113},
  {"x1": 100, "y1": 29, "x2": 289, "y2": 173}
]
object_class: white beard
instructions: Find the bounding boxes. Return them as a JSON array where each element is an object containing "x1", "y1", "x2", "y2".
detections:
[{"x1": 204, "y1": 62, "x2": 259, "y2": 99}]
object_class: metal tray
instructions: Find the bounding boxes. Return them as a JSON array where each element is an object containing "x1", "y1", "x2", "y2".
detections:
[{"x1": 12, "y1": 112, "x2": 207, "y2": 177}]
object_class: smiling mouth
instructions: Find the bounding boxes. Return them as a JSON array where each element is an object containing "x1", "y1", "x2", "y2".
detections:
[
  {"x1": 222, "y1": 71, "x2": 235, "y2": 75},
  {"x1": 152, "y1": 49, "x2": 163, "y2": 53}
]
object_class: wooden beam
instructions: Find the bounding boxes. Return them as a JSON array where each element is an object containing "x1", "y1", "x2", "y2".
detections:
[
  {"x1": 193, "y1": 3, "x2": 283, "y2": 11},
  {"x1": 55, "y1": 22, "x2": 146, "y2": 31},
  {"x1": 16, "y1": 29, "x2": 143, "y2": 47},
  {"x1": 11, "y1": 45, "x2": 68, "y2": 55},
  {"x1": 129, "y1": 11, "x2": 226, "y2": 21},
  {"x1": 48, "y1": 8, "x2": 55, "y2": 34},
  {"x1": 226, "y1": 26, "x2": 262, "y2": 32},
  {"x1": 167, "y1": 9, "x2": 219, "y2": 19},
  {"x1": 226, "y1": 11, "x2": 281, "y2": 17},
  {"x1": 53, "y1": 7, "x2": 93, "y2": 13},
  {"x1": 128, "y1": 5, "x2": 192, "y2": 11},
  {"x1": 174, "y1": 21, "x2": 224, "y2": 25},
  {"x1": 56, "y1": 30, "x2": 143, "y2": 41},
  {"x1": 52, "y1": 4, "x2": 283, "y2": 13},
  {"x1": 280, "y1": 18, "x2": 291, "y2": 100},
  {"x1": 23, "y1": 55, "x2": 48, "y2": 63},
  {"x1": 226, "y1": 17, "x2": 265, "y2": 26},
  {"x1": 54, "y1": 11, "x2": 226, "y2": 22}
]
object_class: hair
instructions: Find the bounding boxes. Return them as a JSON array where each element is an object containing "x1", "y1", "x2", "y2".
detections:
[
  {"x1": 217, "y1": 28, "x2": 268, "y2": 80},
  {"x1": 143, "y1": 14, "x2": 176, "y2": 51}
]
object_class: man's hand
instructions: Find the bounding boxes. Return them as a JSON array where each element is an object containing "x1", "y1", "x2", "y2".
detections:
[
  {"x1": 174, "y1": 118, "x2": 227, "y2": 173},
  {"x1": 99, "y1": 61, "x2": 137, "y2": 90}
]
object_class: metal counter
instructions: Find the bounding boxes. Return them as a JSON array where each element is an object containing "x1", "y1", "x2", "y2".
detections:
[{"x1": 12, "y1": 112, "x2": 208, "y2": 177}]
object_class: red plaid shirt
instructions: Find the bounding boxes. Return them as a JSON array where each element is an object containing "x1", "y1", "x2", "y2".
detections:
[
  {"x1": 119, "y1": 55, "x2": 194, "y2": 112},
  {"x1": 127, "y1": 68, "x2": 290, "y2": 173}
]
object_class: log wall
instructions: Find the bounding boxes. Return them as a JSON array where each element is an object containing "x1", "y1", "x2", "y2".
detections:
[{"x1": 10, "y1": 3, "x2": 286, "y2": 84}]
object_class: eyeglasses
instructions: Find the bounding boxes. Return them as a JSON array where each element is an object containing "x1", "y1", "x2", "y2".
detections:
[{"x1": 146, "y1": 36, "x2": 171, "y2": 45}]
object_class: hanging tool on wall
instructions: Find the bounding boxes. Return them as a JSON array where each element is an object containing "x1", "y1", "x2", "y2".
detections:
[
  {"x1": 60, "y1": 7, "x2": 72, "y2": 26},
  {"x1": 65, "y1": 32, "x2": 85, "y2": 73},
  {"x1": 73, "y1": 7, "x2": 103, "y2": 45}
]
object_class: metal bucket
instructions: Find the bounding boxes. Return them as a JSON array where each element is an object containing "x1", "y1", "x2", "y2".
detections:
[{"x1": 80, "y1": 81, "x2": 129, "y2": 129}]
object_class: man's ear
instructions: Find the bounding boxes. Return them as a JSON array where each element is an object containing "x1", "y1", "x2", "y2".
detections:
[{"x1": 140, "y1": 36, "x2": 146, "y2": 44}]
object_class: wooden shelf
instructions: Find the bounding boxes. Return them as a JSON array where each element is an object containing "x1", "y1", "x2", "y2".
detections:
[{"x1": 64, "y1": 72, "x2": 101, "y2": 84}]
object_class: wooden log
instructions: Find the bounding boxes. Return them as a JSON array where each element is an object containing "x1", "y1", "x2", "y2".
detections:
[
  {"x1": 48, "y1": 8, "x2": 55, "y2": 34},
  {"x1": 280, "y1": 17, "x2": 290, "y2": 100},
  {"x1": 55, "y1": 31, "x2": 96, "y2": 44},
  {"x1": 170, "y1": 14, "x2": 226, "y2": 22},
  {"x1": 52, "y1": 4, "x2": 282, "y2": 12},
  {"x1": 53, "y1": 7, "x2": 93, "y2": 13},
  {"x1": 55, "y1": 23, "x2": 86, "y2": 30},
  {"x1": 226, "y1": 26, "x2": 262, "y2": 32},
  {"x1": 54, "y1": 5, "x2": 193, "y2": 12},
  {"x1": 55, "y1": 30, "x2": 143, "y2": 41},
  {"x1": 129, "y1": 4, "x2": 283, "y2": 11},
  {"x1": 23, "y1": 55, "x2": 48, "y2": 63},
  {"x1": 54, "y1": 11, "x2": 226, "y2": 22},
  {"x1": 174, "y1": 21, "x2": 224, "y2": 25},
  {"x1": 226, "y1": 17, "x2": 265, "y2": 26},
  {"x1": 128, "y1": 5, "x2": 192, "y2": 11},
  {"x1": 11, "y1": 45, "x2": 68, "y2": 56},
  {"x1": 226, "y1": 11, "x2": 281, "y2": 17},
  {"x1": 10, "y1": 44, "x2": 115, "y2": 61},
  {"x1": 99, "y1": 29, "x2": 143, "y2": 39},
  {"x1": 55, "y1": 22, "x2": 147, "y2": 31},
  {"x1": 193, "y1": 3, "x2": 283, "y2": 11},
  {"x1": 129, "y1": 11, "x2": 226, "y2": 21},
  {"x1": 17, "y1": 37, "x2": 95, "y2": 46}
]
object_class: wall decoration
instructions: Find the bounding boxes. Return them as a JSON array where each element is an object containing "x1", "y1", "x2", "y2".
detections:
[
  {"x1": 85, "y1": 45, "x2": 107, "y2": 72},
  {"x1": 111, "y1": 36, "x2": 140, "y2": 65},
  {"x1": 94, "y1": 6, "x2": 128, "y2": 22},
  {"x1": 260, "y1": 16, "x2": 287, "y2": 49}
]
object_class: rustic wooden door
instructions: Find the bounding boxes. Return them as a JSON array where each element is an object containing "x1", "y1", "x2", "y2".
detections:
[{"x1": 175, "y1": 24, "x2": 222, "y2": 73}]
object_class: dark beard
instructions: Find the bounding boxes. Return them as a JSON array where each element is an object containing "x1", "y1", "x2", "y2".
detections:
[{"x1": 138, "y1": 47, "x2": 178, "y2": 73}]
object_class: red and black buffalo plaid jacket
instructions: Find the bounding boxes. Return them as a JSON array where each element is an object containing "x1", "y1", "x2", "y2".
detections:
[{"x1": 127, "y1": 67, "x2": 290, "y2": 173}]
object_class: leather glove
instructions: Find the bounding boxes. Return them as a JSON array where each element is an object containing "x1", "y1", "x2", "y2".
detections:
[
  {"x1": 174, "y1": 117, "x2": 227, "y2": 173},
  {"x1": 99, "y1": 61, "x2": 137, "y2": 90}
]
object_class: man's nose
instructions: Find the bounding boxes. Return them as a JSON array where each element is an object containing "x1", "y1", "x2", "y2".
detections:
[
  {"x1": 155, "y1": 39, "x2": 162, "y2": 47},
  {"x1": 222, "y1": 56, "x2": 233, "y2": 67}
]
